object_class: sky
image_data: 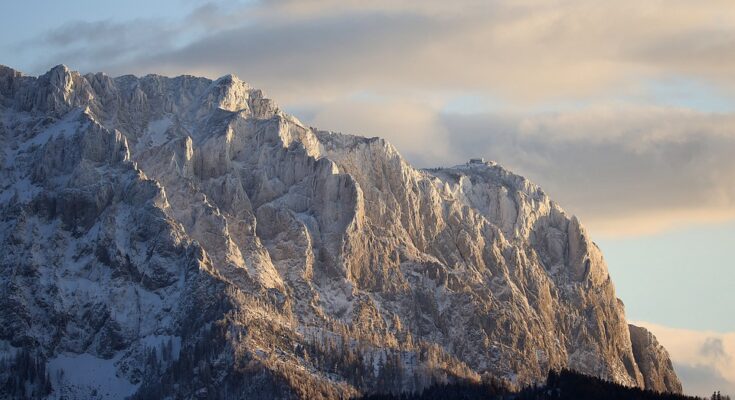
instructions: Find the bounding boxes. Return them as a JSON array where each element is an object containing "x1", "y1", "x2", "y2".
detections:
[{"x1": 1, "y1": 0, "x2": 734, "y2": 395}]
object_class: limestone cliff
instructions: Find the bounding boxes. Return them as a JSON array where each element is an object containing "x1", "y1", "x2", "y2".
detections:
[
  {"x1": 629, "y1": 324, "x2": 683, "y2": 393},
  {"x1": 0, "y1": 65, "x2": 681, "y2": 399}
]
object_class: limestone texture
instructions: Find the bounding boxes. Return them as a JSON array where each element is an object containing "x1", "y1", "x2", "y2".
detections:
[{"x1": 0, "y1": 65, "x2": 681, "y2": 399}]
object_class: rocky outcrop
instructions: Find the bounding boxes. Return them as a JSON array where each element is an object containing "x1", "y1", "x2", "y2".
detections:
[
  {"x1": 0, "y1": 64, "x2": 682, "y2": 399},
  {"x1": 629, "y1": 324, "x2": 683, "y2": 393}
]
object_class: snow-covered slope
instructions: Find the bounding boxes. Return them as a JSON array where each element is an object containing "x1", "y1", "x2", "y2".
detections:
[{"x1": 0, "y1": 65, "x2": 681, "y2": 399}]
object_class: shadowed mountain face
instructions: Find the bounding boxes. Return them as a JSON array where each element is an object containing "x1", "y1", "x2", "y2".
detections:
[{"x1": 0, "y1": 65, "x2": 681, "y2": 399}]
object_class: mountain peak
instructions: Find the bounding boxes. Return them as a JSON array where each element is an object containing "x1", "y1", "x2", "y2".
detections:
[
  {"x1": 0, "y1": 64, "x2": 23, "y2": 77},
  {"x1": 48, "y1": 63, "x2": 71, "y2": 74},
  {"x1": 207, "y1": 72, "x2": 254, "y2": 112},
  {"x1": 0, "y1": 65, "x2": 682, "y2": 399},
  {"x1": 214, "y1": 73, "x2": 245, "y2": 86},
  {"x1": 41, "y1": 64, "x2": 76, "y2": 87}
]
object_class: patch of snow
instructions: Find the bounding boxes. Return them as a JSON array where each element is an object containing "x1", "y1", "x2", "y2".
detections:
[
  {"x1": 141, "y1": 335, "x2": 182, "y2": 361},
  {"x1": 20, "y1": 109, "x2": 84, "y2": 151},
  {"x1": 132, "y1": 116, "x2": 174, "y2": 155},
  {"x1": 46, "y1": 353, "x2": 138, "y2": 400},
  {"x1": 0, "y1": 177, "x2": 41, "y2": 203},
  {"x1": 145, "y1": 117, "x2": 173, "y2": 148}
]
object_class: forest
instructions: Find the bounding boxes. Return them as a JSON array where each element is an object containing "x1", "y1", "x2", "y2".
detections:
[
  {"x1": 3, "y1": 317, "x2": 729, "y2": 400},
  {"x1": 358, "y1": 369, "x2": 729, "y2": 400}
]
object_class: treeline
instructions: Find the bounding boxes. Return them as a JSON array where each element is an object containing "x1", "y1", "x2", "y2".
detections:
[
  {"x1": 518, "y1": 369, "x2": 704, "y2": 400},
  {"x1": 132, "y1": 321, "x2": 233, "y2": 400},
  {"x1": 358, "y1": 369, "x2": 711, "y2": 400},
  {"x1": 298, "y1": 329, "x2": 415, "y2": 392},
  {"x1": 132, "y1": 319, "x2": 298, "y2": 400},
  {"x1": 359, "y1": 378, "x2": 509, "y2": 400},
  {"x1": 0, "y1": 348, "x2": 52, "y2": 399},
  {"x1": 296, "y1": 327, "x2": 480, "y2": 395}
]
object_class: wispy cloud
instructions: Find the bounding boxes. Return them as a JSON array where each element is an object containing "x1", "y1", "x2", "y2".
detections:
[{"x1": 436, "y1": 106, "x2": 735, "y2": 237}]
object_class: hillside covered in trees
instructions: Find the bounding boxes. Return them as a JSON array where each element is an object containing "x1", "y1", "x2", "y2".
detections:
[{"x1": 359, "y1": 369, "x2": 724, "y2": 400}]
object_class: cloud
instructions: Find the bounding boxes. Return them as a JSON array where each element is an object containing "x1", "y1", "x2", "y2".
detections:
[
  {"x1": 635, "y1": 321, "x2": 735, "y2": 397},
  {"x1": 141, "y1": 0, "x2": 735, "y2": 103},
  {"x1": 306, "y1": 97, "x2": 456, "y2": 167},
  {"x1": 701, "y1": 338, "x2": 731, "y2": 363},
  {"x1": 674, "y1": 363, "x2": 734, "y2": 398},
  {"x1": 435, "y1": 106, "x2": 735, "y2": 237},
  {"x1": 15, "y1": 18, "x2": 184, "y2": 75},
  {"x1": 18, "y1": 0, "x2": 735, "y2": 104},
  {"x1": 10, "y1": 0, "x2": 735, "y2": 237}
]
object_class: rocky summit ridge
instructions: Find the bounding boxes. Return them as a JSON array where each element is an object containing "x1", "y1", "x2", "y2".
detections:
[{"x1": 0, "y1": 65, "x2": 681, "y2": 399}]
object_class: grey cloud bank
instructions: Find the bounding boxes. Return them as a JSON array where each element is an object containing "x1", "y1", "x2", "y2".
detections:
[
  {"x1": 674, "y1": 363, "x2": 734, "y2": 398},
  {"x1": 435, "y1": 107, "x2": 735, "y2": 236}
]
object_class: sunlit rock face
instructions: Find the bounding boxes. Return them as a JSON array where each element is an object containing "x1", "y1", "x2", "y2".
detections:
[
  {"x1": 0, "y1": 65, "x2": 681, "y2": 399},
  {"x1": 629, "y1": 324, "x2": 683, "y2": 393}
]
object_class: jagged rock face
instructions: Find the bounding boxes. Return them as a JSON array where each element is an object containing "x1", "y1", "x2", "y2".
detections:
[
  {"x1": 629, "y1": 324, "x2": 683, "y2": 393},
  {"x1": 0, "y1": 65, "x2": 681, "y2": 399}
]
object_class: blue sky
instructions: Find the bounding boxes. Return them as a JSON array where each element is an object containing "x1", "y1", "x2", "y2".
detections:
[
  {"x1": 602, "y1": 221, "x2": 735, "y2": 331},
  {"x1": 2, "y1": 0, "x2": 734, "y2": 395}
]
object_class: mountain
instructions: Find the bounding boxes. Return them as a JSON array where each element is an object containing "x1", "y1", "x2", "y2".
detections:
[{"x1": 0, "y1": 65, "x2": 681, "y2": 399}]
